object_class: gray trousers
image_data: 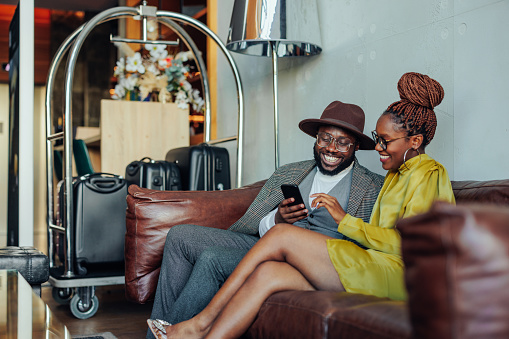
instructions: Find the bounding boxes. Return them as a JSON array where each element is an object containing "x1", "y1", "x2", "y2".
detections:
[{"x1": 147, "y1": 224, "x2": 258, "y2": 338}]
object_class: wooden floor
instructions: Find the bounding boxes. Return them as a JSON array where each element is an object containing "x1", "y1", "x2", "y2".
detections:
[{"x1": 41, "y1": 283, "x2": 154, "y2": 338}]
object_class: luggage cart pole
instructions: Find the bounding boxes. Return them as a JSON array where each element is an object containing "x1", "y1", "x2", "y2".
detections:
[
  {"x1": 62, "y1": 7, "x2": 139, "y2": 278},
  {"x1": 45, "y1": 25, "x2": 84, "y2": 272},
  {"x1": 157, "y1": 12, "x2": 245, "y2": 188}
]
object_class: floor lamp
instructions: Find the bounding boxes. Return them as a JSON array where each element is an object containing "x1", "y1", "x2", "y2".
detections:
[{"x1": 226, "y1": 0, "x2": 322, "y2": 169}]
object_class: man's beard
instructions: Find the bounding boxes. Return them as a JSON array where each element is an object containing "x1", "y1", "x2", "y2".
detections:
[{"x1": 313, "y1": 144, "x2": 355, "y2": 176}]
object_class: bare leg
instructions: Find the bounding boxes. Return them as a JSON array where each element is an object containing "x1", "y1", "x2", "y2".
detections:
[
  {"x1": 165, "y1": 224, "x2": 344, "y2": 338},
  {"x1": 206, "y1": 261, "x2": 316, "y2": 339}
]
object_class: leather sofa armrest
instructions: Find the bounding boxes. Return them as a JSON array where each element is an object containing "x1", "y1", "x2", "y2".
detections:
[
  {"x1": 125, "y1": 180, "x2": 265, "y2": 303},
  {"x1": 399, "y1": 202, "x2": 509, "y2": 338}
]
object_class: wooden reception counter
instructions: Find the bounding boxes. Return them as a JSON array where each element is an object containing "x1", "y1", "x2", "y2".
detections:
[{"x1": 56, "y1": 100, "x2": 190, "y2": 176}]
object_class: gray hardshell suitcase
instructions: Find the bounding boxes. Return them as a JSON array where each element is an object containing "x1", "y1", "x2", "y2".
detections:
[
  {"x1": 125, "y1": 157, "x2": 182, "y2": 191},
  {"x1": 165, "y1": 144, "x2": 230, "y2": 191}
]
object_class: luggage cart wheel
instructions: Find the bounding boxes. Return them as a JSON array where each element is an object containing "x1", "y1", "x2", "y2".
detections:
[
  {"x1": 52, "y1": 287, "x2": 73, "y2": 305},
  {"x1": 70, "y1": 288, "x2": 99, "y2": 319}
]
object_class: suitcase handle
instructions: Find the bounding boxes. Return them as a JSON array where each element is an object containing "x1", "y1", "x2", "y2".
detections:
[
  {"x1": 83, "y1": 173, "x2": 125, "y2": 193},
  {"x1": 126, "y1": 158, "x2": 156, "y2": 177}
]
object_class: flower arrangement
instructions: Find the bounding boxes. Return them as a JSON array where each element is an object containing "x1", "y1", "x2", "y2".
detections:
[{"x1": 111, "y1": 42, "x2": 205, "y2": 113}]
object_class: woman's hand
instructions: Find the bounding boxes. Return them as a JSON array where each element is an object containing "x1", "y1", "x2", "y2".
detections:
[
  {"x1": 275, "y1": 198, "x2": 308, "y2": 224},
  {"x1": 310, "y1": 193, "x2": 346, "y2": 224}
]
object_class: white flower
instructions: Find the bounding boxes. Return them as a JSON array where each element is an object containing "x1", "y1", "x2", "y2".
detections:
[
  {"x1": 112, "y1": 84, "x2": 126, "y2": 100},
  {"x1": 158, "y1": 58, "x2": 168, "y2": 69},
  {"x1": 192, "y1": 89, "x2": 201, "y2": 100},
  {"x1": 146, "y1": 19, "x2": 158, "y2": 40},
  {"x1": 120, "y1": 75, "x2": 137, "y2": 91},
  {"x1": 126, "y1": 52, "x2": 145, "y2": 74},
  {"x1": 145, "y1": 44, "x2": 168, "y2": 60},
  {"x1": 114, "y1": 57, "x2": 125, "y2": 77},
  {"x1": 175, "y1": 51, "x2": 193, "y2": 62},
  {"x1": 192, "y1": 97, "x2": 205, "y2": 112},
  {"x1": 175, "y1": 90, "x2": 189, "y2": 109},
  {"x1": 146, "y1": 64, "x2": 160, "y2": 76},
  {"x1": 175, "y1": 90, "x2": 187, "y2": 101},
  {"x1": 182, "y1": 80, "x2": 192, "y2": 92},
  {"x1": 191, "y1": 89, "x2": 205, "y2": 112}
]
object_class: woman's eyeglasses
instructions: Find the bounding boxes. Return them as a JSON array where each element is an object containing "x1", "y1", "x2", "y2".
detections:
[
  {"x1": 371, "y1": 131, "x2": 408, "y2": 151},
  {"x1": 316, "y1": 132, "x2": 354, "y2": 153}
]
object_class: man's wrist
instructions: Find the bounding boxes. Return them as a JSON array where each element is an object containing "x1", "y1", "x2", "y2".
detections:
[{"x1": 274, "y1": 209, "x2": 283, "y2": 224}]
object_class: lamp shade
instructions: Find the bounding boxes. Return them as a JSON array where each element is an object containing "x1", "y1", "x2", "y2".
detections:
[{"x1": 226, "y1": 0, "x2": 322, "y2": 57}]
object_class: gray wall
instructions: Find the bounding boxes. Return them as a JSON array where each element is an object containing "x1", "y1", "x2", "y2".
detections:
[{"x1": 214, "y1": 0, "x2": 509, "y2": 186}]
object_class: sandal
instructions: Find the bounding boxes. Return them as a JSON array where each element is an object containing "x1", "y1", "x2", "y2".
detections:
[{"x1": 147, "y1": 319, "x2": 171, "y2": 339}]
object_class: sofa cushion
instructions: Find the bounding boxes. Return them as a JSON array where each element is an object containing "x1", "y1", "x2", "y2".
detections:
[
  {"x1": 125, "y1": 180, "x2": 266, "y2": 303},
  {"x1": 399, "y1": 202, "x2": 509, "y2": 338},
  {"x1": 245, "y1": 291, "x2": 410, "y2": 339}
]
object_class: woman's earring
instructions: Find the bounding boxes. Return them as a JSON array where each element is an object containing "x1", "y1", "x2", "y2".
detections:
[{"x1": 403, "y1": 148, "x2": 421, "y2": 170}]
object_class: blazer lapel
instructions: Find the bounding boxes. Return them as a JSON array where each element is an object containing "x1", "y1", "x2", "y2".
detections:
[{"x1": 346, "y1": 159, "x2": 369, "y2": 217}]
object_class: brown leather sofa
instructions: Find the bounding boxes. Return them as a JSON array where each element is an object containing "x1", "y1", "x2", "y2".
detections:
[{"x1": 125, "y1": 179, "x2": 509, "y2": 338}]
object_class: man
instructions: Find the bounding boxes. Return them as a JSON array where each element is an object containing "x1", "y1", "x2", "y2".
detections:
[{"x1": 147, "y1": 101, "x2": 384, "y2": 337}]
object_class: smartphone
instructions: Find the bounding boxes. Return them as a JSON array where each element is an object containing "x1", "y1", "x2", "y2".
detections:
[{"x1": 281, "y1": 184, "x2": 305, "y2": 207}]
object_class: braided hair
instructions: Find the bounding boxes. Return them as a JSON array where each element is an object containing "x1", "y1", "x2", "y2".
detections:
[{"x1": 383, "y1": 72, "x2": 444, "y2": 146}]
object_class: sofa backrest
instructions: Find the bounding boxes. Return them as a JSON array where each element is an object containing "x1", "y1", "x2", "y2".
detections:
[{"x1": 452, "y1": 179, "x2": 509, "y2": 205}]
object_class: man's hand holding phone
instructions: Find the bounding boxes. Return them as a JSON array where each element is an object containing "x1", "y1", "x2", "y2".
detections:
[{"x1": 276, "y1": 184, "x2": 308, "y2": 224}]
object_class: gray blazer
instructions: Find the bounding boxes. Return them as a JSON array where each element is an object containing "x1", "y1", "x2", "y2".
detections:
[{"x1": 228, "y1": 158, "x2": 384, "y2": 235}]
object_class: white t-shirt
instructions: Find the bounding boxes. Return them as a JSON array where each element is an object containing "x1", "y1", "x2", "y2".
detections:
[{"x1": 258, "y1": 162, "x2": 354, "y2": 237}]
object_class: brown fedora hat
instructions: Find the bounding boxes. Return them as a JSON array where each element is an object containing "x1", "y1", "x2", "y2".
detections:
[{"x1": 299, "y1": 101, "x2": 375, "y2": 150}]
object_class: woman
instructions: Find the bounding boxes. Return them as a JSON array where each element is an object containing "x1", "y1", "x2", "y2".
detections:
[{"x1": 148, "y1": 72, "x2": 456, "y2": 339}]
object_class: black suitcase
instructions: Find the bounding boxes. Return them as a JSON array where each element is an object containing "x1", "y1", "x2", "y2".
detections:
[
  {"x1": 165, "y1": 144, "x2": 230, "y2": 191},
  {"x1": 125, "y1": 157, "x2": 182, "y2": 191},
  {"x1": 58, "y1": 173, "x2": 127, "y2": 275}
]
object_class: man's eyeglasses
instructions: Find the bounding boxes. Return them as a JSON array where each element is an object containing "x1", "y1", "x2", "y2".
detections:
[
  {"x1": 371, "y1": 131, "x2": 408, "y2": 151},
  {"x1": 316, "y1": 132, "x2": 354, "y2": 153}
]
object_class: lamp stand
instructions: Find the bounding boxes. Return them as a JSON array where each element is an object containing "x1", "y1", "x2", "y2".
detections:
[{"x1": 271, "y1": 41, "x2": 280, "y2": 169}]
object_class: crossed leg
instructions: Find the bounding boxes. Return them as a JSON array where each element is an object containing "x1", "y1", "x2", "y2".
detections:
[
  {"x1": 162, "y1": 224, "x2": 345, "y2": 339},
  {"x1": 148, "y1": 225, "x2": 257, "y2": 338}
]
